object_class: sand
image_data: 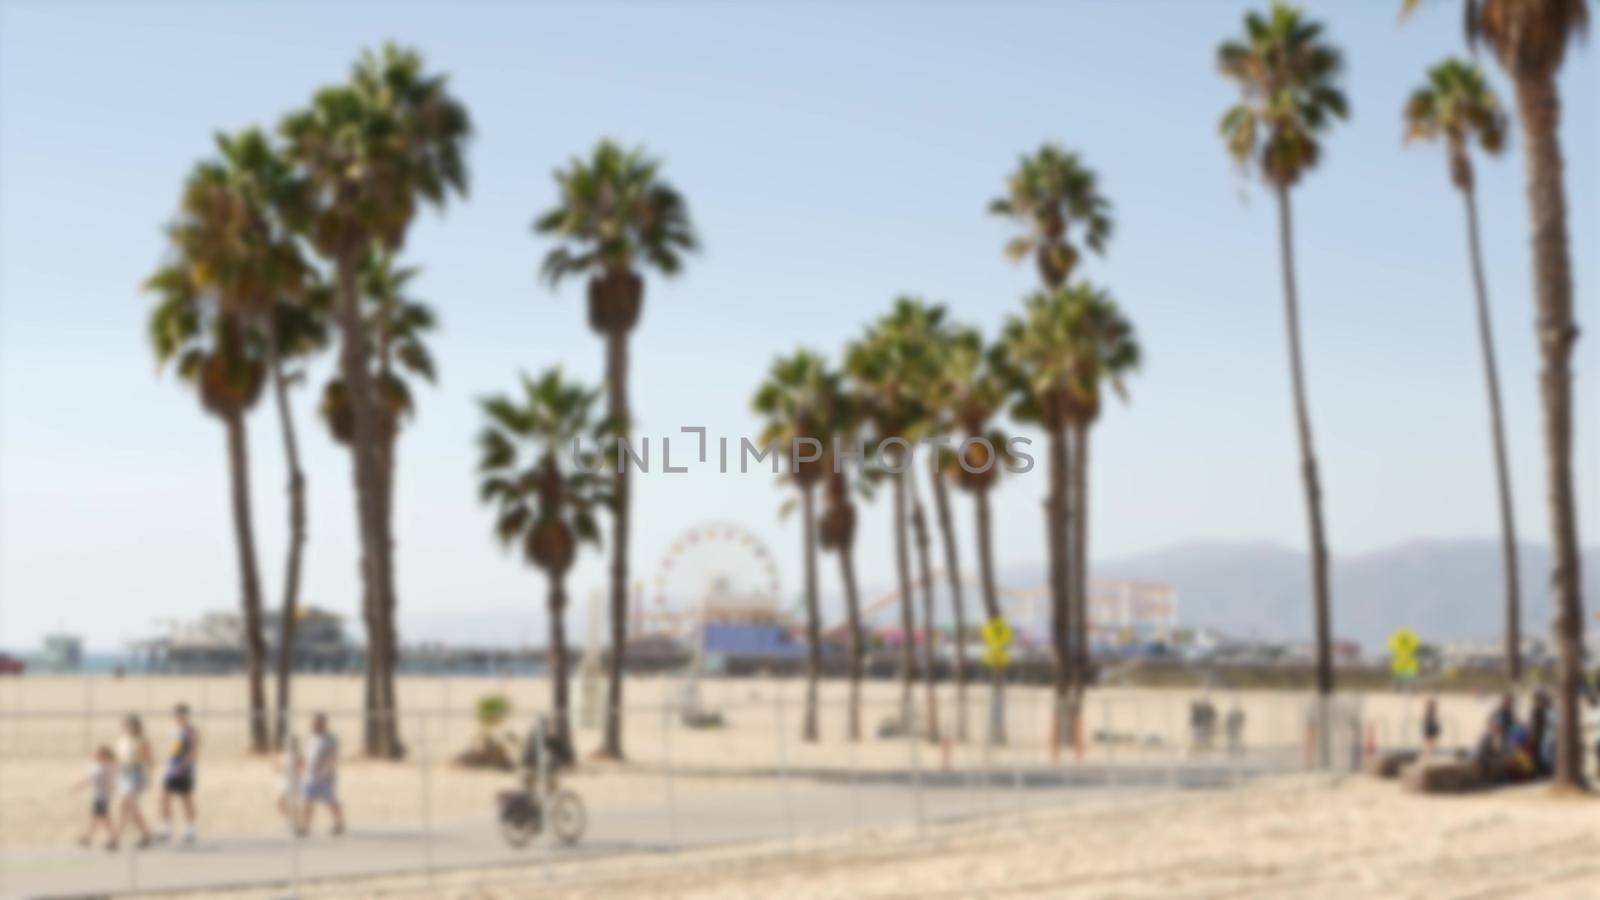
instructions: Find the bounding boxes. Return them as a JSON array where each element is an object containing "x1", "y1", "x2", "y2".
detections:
[
  {"x1": 3, "y1": 674, "x2": 1595, "y2": 897},
  {"x1": 152, "y1": 774, "x2": 1600, "y2": 899}
]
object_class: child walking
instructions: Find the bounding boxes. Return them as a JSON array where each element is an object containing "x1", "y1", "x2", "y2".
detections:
[
  {"x1": 74, "y1": 745, "x2": 117, "y2": 850},
  {"x1": 275, "y1": 734, "x2": 304, "y2": 826}
]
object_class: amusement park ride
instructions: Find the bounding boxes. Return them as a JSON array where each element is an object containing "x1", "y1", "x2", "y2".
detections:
[{"x1": 571, "y1": 519, "x2": 1178, "y2": 725}]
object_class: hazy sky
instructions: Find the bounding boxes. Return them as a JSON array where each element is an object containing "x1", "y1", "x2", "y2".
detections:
[{"x1": 0, "y1": 1, "x2": 1594, "y2": 651}]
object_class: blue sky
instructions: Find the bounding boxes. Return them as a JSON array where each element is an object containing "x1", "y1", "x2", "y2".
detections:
[{"x1": 0, "y1": 1, "x2": 1594, "y2": 650}]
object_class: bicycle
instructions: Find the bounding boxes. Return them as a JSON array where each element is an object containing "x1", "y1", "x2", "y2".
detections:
[{"x1": 497, "y1": 784, "x2": 585, "y2": 848}]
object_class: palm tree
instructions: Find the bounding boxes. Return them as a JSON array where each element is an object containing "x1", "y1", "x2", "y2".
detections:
[
  {"x1": 162, "y1": 132, "x2": 321, "y2": 753},
  {"x1": 262, "y1": 293, "x2": 328, "y2": 747},
  {"x1": 1063, "y1": 291, "x2": 1141, "y2": 692},
  {"x1": 1404, "y1": 58, "x2": 1523, "y2": 683},
  {"x1": 1419, "y1": 0, "x2": 1589, "y2": 790},
  {"x1": 847, "y1": 298, "x2": 948, "y2": 738},
  {"x1": 819, "y1": 389, "x2": 870, "y2": 741},
  {"x1": 1217, "y1": 2, "x2": 1348, "y2": 757},
  {"x1": 990, "y1": 146, "x2": 1113, "y2": 734},
  {"x1": 174, "y1": 128, "x2": 329, "y2": 748},
  {"x1": 753, "y1": 350, "x2": 839, "y2": 742},
  {"x1": 282, "y1": 44, "x2": 470, "y2": 758},
  {"x1": 145, "y1": 266, "x2": 271, "y2": 751},
  {"x1": 990, "y1": 145, "x2": 1112, "y2": 290},
  {"x1": 941, "y1": 328, "x2": 1015, "y2": 744},
  {"x1": 478, "y1": 369, "x2": 611, "y2": 752},
  {"x1": 536, "y1": 140, "x2": 697, "y2": 760},
  {"x1": 920, "y1": 330, "x2": 974, "y2": 743},
  {"x1": 996, "y1": 284, "x2": 1102, "y2": 740},
  {"x1": 319, "y1": 251, "x2": 437, "y2": 735}
]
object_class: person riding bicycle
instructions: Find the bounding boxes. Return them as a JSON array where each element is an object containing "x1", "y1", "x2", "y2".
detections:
[
  {"x1": 498, "y1": 714, "x2": 584, "y2": 848},
  {"x1": 517, "y1": 715, "x2": 574, "y2": 806}
]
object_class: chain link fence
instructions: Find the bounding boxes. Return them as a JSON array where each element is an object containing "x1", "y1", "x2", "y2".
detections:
[{"x1": 0, "y1": 673, "x2": 1478, "y2": 898}]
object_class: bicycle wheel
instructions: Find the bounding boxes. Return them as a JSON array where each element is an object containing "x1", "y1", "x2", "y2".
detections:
[
  {"x1": 497, "y1": 794, "x2": 540, "y2": 849},
  {"x1": 548, "y1": 789, "x2": 586, "y2": 845}
]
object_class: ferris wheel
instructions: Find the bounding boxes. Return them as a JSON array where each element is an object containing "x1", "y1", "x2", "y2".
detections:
[{"x1": 649, "y1": 521, "x2": 782, "y2": 635}]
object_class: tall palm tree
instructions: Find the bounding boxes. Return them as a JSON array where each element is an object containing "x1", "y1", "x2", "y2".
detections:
[
  {"x1": 846, "y1": 299, "x2": 946, "y2": 734},
  {"x1": 163, "y1": 134, "x2": 319, "y2": 753},
  {"x1": 990, "y1": 145, "x2": 1112, "y2": 291},
  {"x1": 1217, "y1": 2, "x2": 1348, "y2": 754},
  {"x1": 1063, "y1": 290, "x2": 1141, "y2": 691},
  {"x1": 1404, "y1": 57, "x2": 1523, "y2": 683},
  {"x1": 146, "y1": 267, "x2": 271, "y2": 751},
  {"x1": 996, "y1": 284, "x2": 1102, "y2": 740},
  {"x1": 819, "y1": 388, "x2": 870, "y2": 741},
  {"x1": 262, "y1": 292, "x2": 328, "y2": 747},
  {"x1": 175, "y1": 128, "x2": 329, "y2": 748},
  {"x1": 536, "y1": 140, "x2": 697, "y2": 760},
  {"x1": 753, "y1": 350, "x2": 839, "y2": 742},
  {"x1": 478, "y1": 369, "x2": 611, "y2": 752},
  {"x1": 282, "y1": 44, "x2": 470, "y2": 757},
  {"x1": 318, "y1": 251, "x2": 438, "y2": 754},
  {"x1": 942, "y1": 328, "x2": 1015, "y2": 744},
  {"x1": 920, "y1": 329, "x2": 973, "y2": 743},
  {"x1": 990, "y1": 145, "x2": 1113, "y2": 733},
  {"x1": 1416, "y1": 0, "x2": 1589, "y2": 790}
]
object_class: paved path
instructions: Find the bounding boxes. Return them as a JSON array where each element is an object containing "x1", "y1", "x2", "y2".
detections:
[{"x1": 2, "y1": 758, "x2": 1287, "y2": 898}]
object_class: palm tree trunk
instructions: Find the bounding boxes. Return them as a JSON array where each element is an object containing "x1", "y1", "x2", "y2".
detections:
[
  {"x1": 377, "y1": 430, "x2": 402, "y2": 755},
  {"x1": 1460, "y1": 178, "x2": 1522, "y2": 684},
  {"x1": 891, "y1": 469, "x2": 917, "y2": 729},
  {"x1": 800, "y1": 482, "x2": 821, "y2": 742},
  {"x1": 266, "y1": 333, "x2": 307, "y2": 750},
  {"x1": 549, "y1": 575, "x2": 572, "y2": 753},
  {"x1": 1072, "y1": 423, "x2": 1092, "y2": 706},
  {"x1": 334, "y1": 251, "x2": 399, "y2": 758},
  {"x1": 223, "y1": 410, "x2": 271, "y2": 754},
  {"x1": 1047, "y1": 425, "x2": 1073, "y2": 742},
  {"x1": 838, "y1": 537, "x2": 865, "y2": 742},
  {"x1": 601, "y1": 328, "x2": 631, "y2": 760},
  {"x1": 1512, "y1": 72, "x2": 1584, "y2": 790},
  {"x1": 974, "y1": 486, "x2": 1005, "y2": 745},
  {"x1": 1274, "y1": 184, "x2": 1335, "y2": 764},
  {"x1": 929, "y1": 453, "x2": 969, "y2": 742},
  {"x1": 909, "y1": 474, "x2": 941, "y2": 743}
]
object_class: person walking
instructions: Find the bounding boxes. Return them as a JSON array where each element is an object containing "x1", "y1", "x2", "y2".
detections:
[
  {"x1": 299, "y1": 712, "x2": 344, "y2": 836},
  {"x1": 158, "y1": 703, "x2": 200, "y2": 844},
  {"x1": 113, "y1": 715, "x2": 153, "y2": 849},
  {"x1": 1422, "y1": 697, "x2": 1441, "y2": 758},
  {"x1": 74, "y1": 744, "x2": 117, "y2": 850}
]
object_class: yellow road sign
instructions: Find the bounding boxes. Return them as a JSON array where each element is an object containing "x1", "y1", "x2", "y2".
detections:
[
  {"x1": 1388, "y1": 628, "x2": 1420, "y2": 657},
  {"x1": 1388, "y1": 627, "x2": 1421, "y2": 678},
  {"x1": 981, "y1": 616, "x2": 1014, "y2": 651},
  {"x1": 983, "y1": 646, "x2": 1011, "y2": 671}
]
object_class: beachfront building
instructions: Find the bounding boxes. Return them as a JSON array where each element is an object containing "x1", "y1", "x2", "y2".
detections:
[{"x1": 40, "y1": 633, "x2": 84, "y2": 672}]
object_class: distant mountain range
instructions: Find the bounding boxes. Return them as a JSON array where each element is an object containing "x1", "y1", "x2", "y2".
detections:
[
  {"x1": 391, "y1": 539, "x2": 1598, "y2": 652},
  {"x1": 1089, "y1": 538, "x2": 1600, "y2": 649}
]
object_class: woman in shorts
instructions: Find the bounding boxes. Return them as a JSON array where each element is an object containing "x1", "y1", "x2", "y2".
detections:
[{"x1": 114, "y1": 715, "x2": 153, "y2": 848}]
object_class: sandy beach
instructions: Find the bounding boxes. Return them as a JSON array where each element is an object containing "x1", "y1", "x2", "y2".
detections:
[
  {"x1": 3, "y1": 674, "x2": 1595, "y2": 900},
  {"x1": 0, "y1": 674, "x2": 1576, "y2": 852},
  {"x1": 131, "y1": 773, "x2": 1600, "y2": 899}
]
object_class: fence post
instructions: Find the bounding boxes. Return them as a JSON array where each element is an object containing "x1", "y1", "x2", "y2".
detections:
[
  {"x1": 906, "y1": 690, "x2": 926, "y2": 839},
  {"x1": 418, "y1": 707, "x2": 436, "y2": 887},
  {"x1": 846, "y1": 697, "x2": 861, "y2": 832},
  {"x1": 773, "y1": 676, "x2": 795, "y2": 854},
  {"x1": 83, "y1": 675, "x2": 94, "y2": 754},
  {"x1": 661, "y1": 695, "x2": 679, "y2": 852},
  {"x1": 1012, "y1": 669, "x2": 1030, "y2": 829}
]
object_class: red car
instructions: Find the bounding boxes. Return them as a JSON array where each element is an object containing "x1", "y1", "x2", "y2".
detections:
[{"x1": 0, "y1": 654, "x2": 25, "y2": 675}]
